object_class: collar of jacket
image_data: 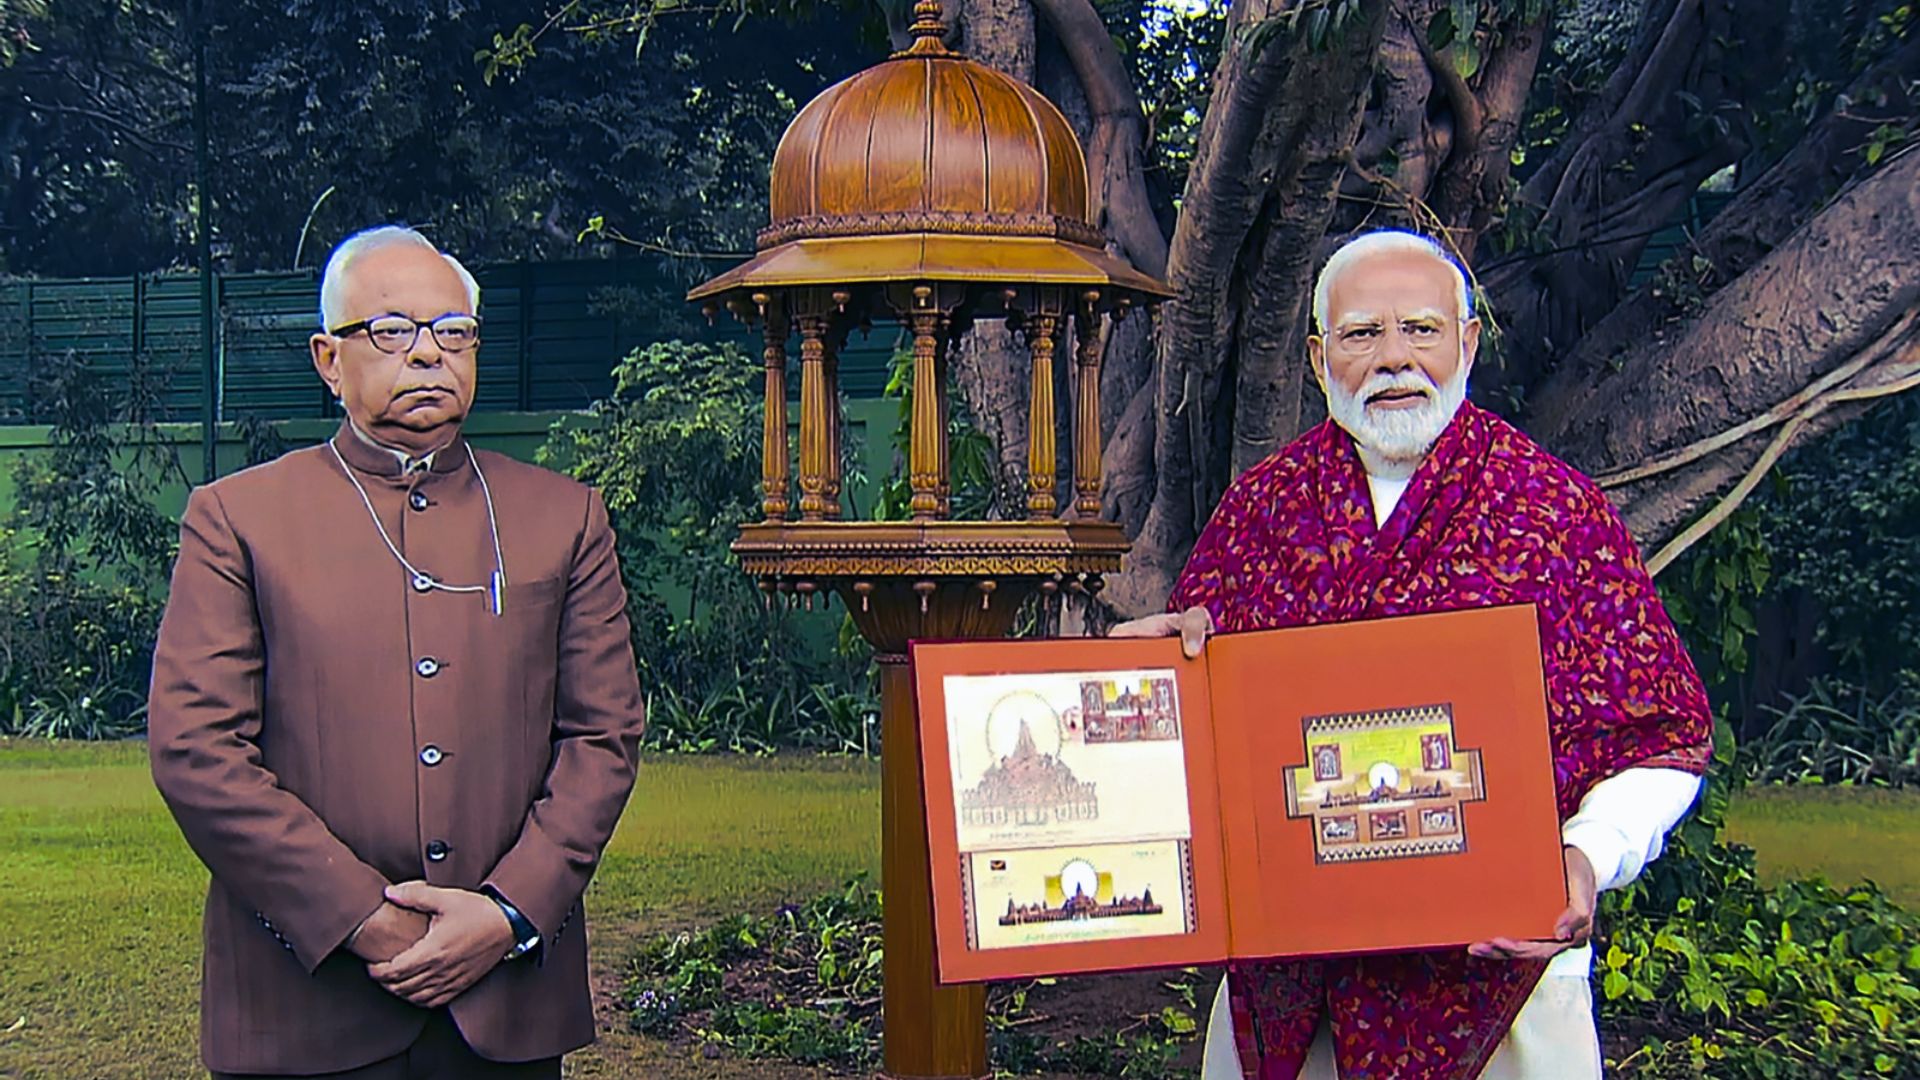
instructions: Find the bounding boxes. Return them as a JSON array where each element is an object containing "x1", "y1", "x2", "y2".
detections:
[{"x1": 330, "y1": 417, "x2": 469, "y2": 480}]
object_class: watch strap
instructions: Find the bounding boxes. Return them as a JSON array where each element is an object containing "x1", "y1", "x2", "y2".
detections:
[{"x1": 481, "y1": 886, "x2": 542, "y2": 961}]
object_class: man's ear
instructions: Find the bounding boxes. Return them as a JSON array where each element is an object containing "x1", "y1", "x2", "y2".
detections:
[
  {"x1": 310, "y1": 334, "x2": 341, "y2": 399},
  {"x1": 1460, "y1": 318, "x2": 1483, "y2": 379},
  {"x1": 1307, "y1": 335, "x2": 1329, "y2": 393}
]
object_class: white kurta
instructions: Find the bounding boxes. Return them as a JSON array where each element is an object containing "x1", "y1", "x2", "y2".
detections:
[{"x1": 1196, "y1": 471, "x2": 1705, "y2": 1079}]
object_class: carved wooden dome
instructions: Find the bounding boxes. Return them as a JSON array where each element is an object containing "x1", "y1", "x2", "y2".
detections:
[
  {"x1": 760, "y1": 1, "x2": 1099, "y2": 249},
  {"x1": 689, "y1": 0, "x2": 1170, "y2": 307}
]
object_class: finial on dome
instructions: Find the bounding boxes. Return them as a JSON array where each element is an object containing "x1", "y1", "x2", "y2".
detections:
[{"x1": 903, "y1": 0, "x2": 955, "y2": 56}]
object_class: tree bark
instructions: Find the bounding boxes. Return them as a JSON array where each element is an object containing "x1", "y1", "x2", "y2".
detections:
[
  {"x1": 950, "y1": 0, "x2": 1039, "y2": 517},
  {"x1": 1342, "y1": 6, "x2": 1445, "y2": 208},
  {"x1": 1031, "y1": 0, "x2": 1168, "y2": 279},
  {"x1": 1523, "y1": 31, "x2": 1920, "y2": 436},
  {"x1": 1105, "y1": 0, "x2": 1392, "y2": 617},
  {"x1": 1230, "y1": 0, "x2": 1404, "y2": 476},
  {"x1": 1478, "y1": 0, "x2": 1791, "y2": 397},
  {"x1": 1424, "y1": 13, "x2": 1549, "y2": 238},
  {"x1": 957, "y1": 0, "x2": 1035, "y2": 80},
  {"x1": 1526, "y1": 149, "x2": 1920, "y2": 555}
]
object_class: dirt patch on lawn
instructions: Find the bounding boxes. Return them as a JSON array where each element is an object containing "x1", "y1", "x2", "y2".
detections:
[{"x1": 568, "y1": 905, "x2": 1216, "y2": 1078}]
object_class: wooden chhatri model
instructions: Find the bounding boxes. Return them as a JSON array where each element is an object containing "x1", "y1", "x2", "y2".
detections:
[{"x1": 689, "y1": 3, "x2": 1171, "y2": 1076}]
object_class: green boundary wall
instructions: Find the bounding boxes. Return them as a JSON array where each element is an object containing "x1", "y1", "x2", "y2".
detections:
[{"x1": 0, "y1": 258, "x2": 903, "y2": 425}]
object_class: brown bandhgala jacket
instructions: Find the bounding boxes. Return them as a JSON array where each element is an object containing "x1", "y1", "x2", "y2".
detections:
[{"x1": 148, "y1": 420, "x2": 646, "y2": 1074}]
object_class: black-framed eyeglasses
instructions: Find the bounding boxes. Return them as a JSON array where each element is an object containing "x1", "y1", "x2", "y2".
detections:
[{"x1": 329, "y1": 313, "x2": 482, "y2": 354}]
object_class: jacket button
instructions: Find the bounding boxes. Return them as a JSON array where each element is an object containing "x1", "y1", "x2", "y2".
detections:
[
  {"x1": 420, "y1": 745, "x2": 444, "y2": 766},
  {"x1": 409, "y1": 491, "x2": 429, "y2": 511},
  {"x1": 426, "y1": 840, "x2": 449, "y2": 861},
  {"x1": 415, "y1": 657, "x2": 440, "y2": 677}
]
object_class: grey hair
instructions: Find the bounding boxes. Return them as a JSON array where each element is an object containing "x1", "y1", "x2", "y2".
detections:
[
  {"x1": 1311, "y1": 230, "x2": 1472, "y2": 334},
  {"x1": 318, "y1": 225, "x2": 481, "y2": 330}
]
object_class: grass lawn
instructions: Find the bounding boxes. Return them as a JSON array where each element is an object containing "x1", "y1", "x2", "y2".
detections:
[
  {"x1": 0, "y1": 740, "x2": 880, "y2": 1080},
  {"x1": 0, "y1": 739, "x2": 1914, "y2": 1079},
  {"x1": 1722, "y1": 782, "x2": 1920, "y2": 907}
]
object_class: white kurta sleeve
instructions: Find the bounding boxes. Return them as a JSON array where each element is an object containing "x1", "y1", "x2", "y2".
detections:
[{"x1": 1560, "y1": 767, "x2": 1704, "y2": 892}]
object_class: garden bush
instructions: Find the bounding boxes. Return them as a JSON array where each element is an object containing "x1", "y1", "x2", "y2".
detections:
[
  {"x1": 620, "y1": 845, "x2": 1920, "y2": 1079},
  {"x1": 0, "y1": 352, "x2": 181, "y2": 738},
  {"x1": 1737, "y1": 678, "x2": 1920, "y2": 788},
  {"x1": 536, "y1": 339, "x2": 877, "y2": 755},
  {"x1": 1758, "y1": 391, "x2": 1920, "y2": 696},
  {"x1": 1597, "y1": 837, "x2": 1920, "y2": 1077}
]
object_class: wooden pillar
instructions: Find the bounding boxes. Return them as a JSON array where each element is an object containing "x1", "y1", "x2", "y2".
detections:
[
  {"x1": 879, "y1": 657, "x2": 989, "y2": 1080},
  {"x1": 1025, "y1": 313, "x2": 1059, "y2": 519},
  {"x1": 797, "y1": 314, "x2": 831, "y2": 521},
  {"x1": 759, "y1": 302, "x2": 791, "y2": 520},
  {"x1": 825, "y1": 327, "x2": 844, "y2": 520},
  {"x1": 1073, "y1": 295, "x2": 1103, "y2": 517},
  {"x1": 935, "y1": 334, "x2": 953, "y2": 517},
  {"x1": 909, "y1": 287, "x2": 944, "y2": 520}
]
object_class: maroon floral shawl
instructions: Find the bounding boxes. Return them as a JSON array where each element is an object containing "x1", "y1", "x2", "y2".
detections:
[{"x1": 1168, "y1": 402, "x2": 1712, "y2": 1079}]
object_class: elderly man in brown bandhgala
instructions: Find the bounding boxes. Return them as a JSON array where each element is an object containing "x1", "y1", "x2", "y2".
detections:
[{"x1": 148, "y1": 224, "x2": 646, "y2": 1079}]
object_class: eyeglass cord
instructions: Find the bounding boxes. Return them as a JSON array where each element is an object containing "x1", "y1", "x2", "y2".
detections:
[{"x1": 328, "y1": 437, "x2": 507, "y2": 616}]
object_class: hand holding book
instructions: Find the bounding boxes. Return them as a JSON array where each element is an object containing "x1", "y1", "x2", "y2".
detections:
[{"x1": 1109, "y1": 605, "x2": 1215, "y2": 659}]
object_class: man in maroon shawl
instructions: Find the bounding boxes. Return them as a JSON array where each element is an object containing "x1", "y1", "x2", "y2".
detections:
[{"x1": 1115, "y1": 230, "x2": 1714, "y2": 1078}]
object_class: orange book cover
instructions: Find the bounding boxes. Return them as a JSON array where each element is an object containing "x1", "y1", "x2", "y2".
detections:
[{"x1": 909, "y1": 604, "x2": 1567, "y2": 984}]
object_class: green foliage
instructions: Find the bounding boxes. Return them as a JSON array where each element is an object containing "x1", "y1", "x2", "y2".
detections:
[
  {"x1": 625, "y1": 875, "x2": 885, "y2": 1065},
  {"x1": 1739, "y1": 679, "x2": 1920, "y2": 788},
  {"x1": 538, "y1": 339, "x2": 761, "y2": 610},
  {"x1": 1421, "y1": 1, "x2": 1550, "y2": 82},
  {"x1": 1509, "y1": 5, "x2": 1628, "y2": 173},
  {"x1": 1759, "y1": 392, "x2": 1920, "y2": 692},
  {"x1": 1656, "y1": 503, "x2": 1769, "y2": 831},
  {"x1": 0, "y1": 0, "x2": 875, "y2": 283},
  {"x1": 1242, "y1": 0, "x2": 1368, "y2": 57},
  {"x1": 1597, "y1": 840, "x2": 1920, "y2": 1078},
  {"x1": 231, "y1": 412, "x2": 288, "y2": 470},
  {"x1": 870, "y1": 344, "x2": 994, "y2": 521},
  {"x1": 536, "y1": 339, "x2": 877, "y2": 755},
  {"x1": 1662, "y1": 503, "x2": 1774, "y2": 691},
  {"x1": 1125, "y1": 0, "x2": 1228, "y2": 203},
  {"x1": 0, "y1": 0, "x2": 46, "y2": 67},
  {"x1": 988, "y1": 969, "x2": 1203, "y2": 1079},
  {"x1": 644, "y1": 673, "x2": 878, "y2": 756},
  {"x1": 0, "y1": 351, "x2": 182, "y2": 739}
]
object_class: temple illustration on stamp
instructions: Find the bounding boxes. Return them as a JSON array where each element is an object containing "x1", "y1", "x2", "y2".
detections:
[
  {"x1": 957, "y1": 690, "x2": 1101, "y2": 831},
  {"x1": 940, "y1": 670, "x2": 1198, "y2": 950},
  {"x1": 1281, "y1": 704, "x2": 1487, "y2": 864}
]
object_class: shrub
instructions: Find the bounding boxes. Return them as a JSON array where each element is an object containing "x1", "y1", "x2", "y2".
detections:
[
  {"x1": 537, "y1": 340, "x2": 877, "y2": 754},
  {"x1": 625, "y1": 877, "x2": 885, "y2": 1066},
  {"x1": 1737, "y1": 678, "x2": 1920, "y2": 788},
  {"x1": 1598, "y1": 838, "x2": 1920, "y2": 1078},
  {"x1": 1759, "y1": 392, "x2": 1920, "y2": 694},
  {"x1": 0, "y1": 351, "x2": 182, "y2": 738}
]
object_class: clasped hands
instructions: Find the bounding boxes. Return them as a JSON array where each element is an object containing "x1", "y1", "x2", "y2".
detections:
[
  {"x1": 1109, "y1": 605, "x2": 1599, "y2": 963},
  {"x1": 346, "y1": 883, "x2": 517, "y2": 1009}
]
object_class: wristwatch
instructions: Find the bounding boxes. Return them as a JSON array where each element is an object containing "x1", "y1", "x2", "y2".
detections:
[{"x1": 482, "y1": 886, "x2": 542, "y2": 962}]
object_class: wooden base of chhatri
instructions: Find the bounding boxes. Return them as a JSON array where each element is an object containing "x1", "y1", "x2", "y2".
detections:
[{"x1": 737, "y1": 519, "x2": 1127, "y2": 1080}]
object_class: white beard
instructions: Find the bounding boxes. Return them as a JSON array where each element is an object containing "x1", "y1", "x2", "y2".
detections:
[{"x1": 1323, "y1": 358, "x2": 1470, "y2": 470}]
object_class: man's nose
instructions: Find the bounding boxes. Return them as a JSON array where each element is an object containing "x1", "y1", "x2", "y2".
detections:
[
  {"x1": 405, "y1": 334, "x2": 444, "y2": 367},
  {"x1": 1375, "y1": 327, "x2": 1417, "y2": 371}
]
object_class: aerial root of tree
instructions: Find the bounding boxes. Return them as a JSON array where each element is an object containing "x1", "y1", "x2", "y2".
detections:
[{"x1": 1623, "y1": 314, "x2": 1920, "y2": 577}]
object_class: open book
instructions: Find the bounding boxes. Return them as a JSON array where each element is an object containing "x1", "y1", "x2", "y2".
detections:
[{"x1": 909, "y1": 604, "x2": 1568, "y2": 984}]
